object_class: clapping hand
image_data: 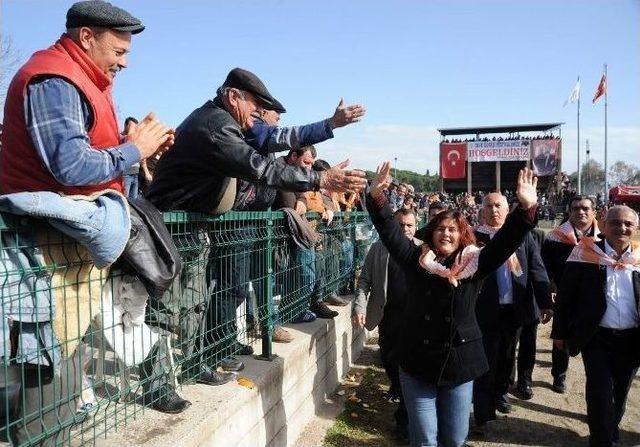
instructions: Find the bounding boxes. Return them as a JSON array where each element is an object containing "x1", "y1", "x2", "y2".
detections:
[
  {"x1": 370, "y1": 161, "x2": 392, "y2": 198},
  {"x1": 319, "y1": 160, "x2": 368, "y2": 193},
  {"x1": 129, "y1": 112, "x2": 175, "y2": 160},
  {"x1": 516, "y1": 167, "x2": 538, "y2": 210}
]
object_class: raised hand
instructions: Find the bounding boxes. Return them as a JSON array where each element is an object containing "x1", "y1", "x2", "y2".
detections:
[
  {"x1": 516, "y1": 167, "x2": 538, "y2": 210},
  {"x1": 129, "y1": 112, "x2": 174, "y2": 160},
  {"x1": 329, "y1": 98, "x2": 366, "y2": 129},
  {"x1": 319, "y1": 159, "x2": 368, "y2": 193},
  {"x1": 370, "y1": 161, "x2": 392, "y2": 198}
]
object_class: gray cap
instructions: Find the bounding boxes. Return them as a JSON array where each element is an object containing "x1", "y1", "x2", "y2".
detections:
[{"x1": 66, "y1": 1, "x2": 145, "y2": 34}]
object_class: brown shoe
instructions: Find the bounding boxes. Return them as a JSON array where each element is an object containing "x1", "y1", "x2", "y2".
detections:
[{"x1": 273, "y1": 327, "x2": 293, "y2": 343}]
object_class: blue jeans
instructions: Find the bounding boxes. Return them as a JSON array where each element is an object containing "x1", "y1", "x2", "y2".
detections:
[
  {"x1": 296, "y1": 248, "x2": 319, "y2": 304},
  {"x1": 399, "y1": 367, "x2": 473, "y2": 447}
]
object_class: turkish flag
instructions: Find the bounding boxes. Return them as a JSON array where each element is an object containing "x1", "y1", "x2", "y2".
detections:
[
  {"x1": 440, "y1": 143, "x2": 466, "y2": 179},
  {"x1": 592, "y1": 73, "x2": 606, "y2": 103}
]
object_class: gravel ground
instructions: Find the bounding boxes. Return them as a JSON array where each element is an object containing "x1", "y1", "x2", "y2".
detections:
[{"x1": 297, "y1": 324, "x2": 640, "y2": 447}]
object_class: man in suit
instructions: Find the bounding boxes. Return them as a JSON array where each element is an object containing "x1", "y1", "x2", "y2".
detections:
[
  {"x1": 473, "y1": 193, "x2": 553, "y2": 427},
  {"x1": 512, "y1": 226, "x2": 547, "y2": 399},
  {"x1": 352, "y1": 208, "x2": 422, "y2": 442},
  {"x1": 552, "y1": 205, "x2": 640, "y2": 447},
  {"x1": 542, "y1": 195, "x2": 600, "y2": 393}
]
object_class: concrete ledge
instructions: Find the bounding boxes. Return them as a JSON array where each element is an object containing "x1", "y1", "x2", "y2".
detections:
[{"x1": 96, "y1": 296, "x2": 366, "y2": 447}]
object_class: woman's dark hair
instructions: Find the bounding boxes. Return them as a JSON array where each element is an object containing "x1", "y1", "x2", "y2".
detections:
[{"x1": 422, "y1": 210, "x2": 476, "y2": 255}]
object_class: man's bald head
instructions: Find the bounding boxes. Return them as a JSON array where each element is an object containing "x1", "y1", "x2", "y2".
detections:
[
  {"x1": 482, "y1": 192, "x2": 509, "y2": 228},
  {"x1": 603, "y1": 205, "x2": 639, "y2": 254}
]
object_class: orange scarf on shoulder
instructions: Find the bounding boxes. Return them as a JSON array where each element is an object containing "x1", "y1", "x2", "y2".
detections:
[
  {"x1": 567, "y1": 238, "x2": 640, "y2": 270},
  {"x1": 547, "y1": 220, "x2": 600, "y2": 246}
]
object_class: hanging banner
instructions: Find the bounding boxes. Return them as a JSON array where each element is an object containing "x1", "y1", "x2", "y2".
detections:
[
  {"x1": 467, "y1": 140, "x2": 531, "y2": 162},
  {"x1": 440, "y1": 143, "x2": 467, "y2": 179},
  {"x1": 531, "y1": 139, "x2": 560, "y2": 176}
]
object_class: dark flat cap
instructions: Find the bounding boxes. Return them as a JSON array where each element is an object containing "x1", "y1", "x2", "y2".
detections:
[
  {"x1": 66, "y1": 1, "x2": 145, "y2": 34},
  {"x1": 222, "y1": 68, "x2": 286, "y2": 113}
]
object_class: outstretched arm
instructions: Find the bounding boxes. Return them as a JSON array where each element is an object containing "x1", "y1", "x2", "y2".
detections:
[
  {"x1": 366, "y1": 161, "x2": 422, "y2": 274},
  {"x1": 245, "y1": 99, "x2": 366, "y2": 154}
]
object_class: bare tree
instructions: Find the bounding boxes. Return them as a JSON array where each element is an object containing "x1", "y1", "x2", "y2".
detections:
[
  {"x1": 1, "y1": 35, "x2": 21, "y2": 106},
  {"x1": 608, "y1": 160, "x2": 640, "y2": 186}
]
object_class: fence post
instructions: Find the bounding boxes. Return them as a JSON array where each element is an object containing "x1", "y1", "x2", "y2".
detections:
[
  {"x1": 350, "y1": 212, "x2": 358, "y2": 293},
  {"x1": 258, "y1": 210, "x2": 276, "y2": 360}
]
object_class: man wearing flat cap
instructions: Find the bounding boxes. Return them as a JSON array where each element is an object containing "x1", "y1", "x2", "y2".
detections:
[
  {"x1": 147, "y1": 67, "x2": 367, "y2": 213},
  {"x1": 0, "y1": 0, "x2": 186, "y2": 437},
  {"x1": 146, "y1": 67, "x2": 367, "y2": 383},
  {"x1": 1, "y1": 0, "x2": 173, "y2": 197}
]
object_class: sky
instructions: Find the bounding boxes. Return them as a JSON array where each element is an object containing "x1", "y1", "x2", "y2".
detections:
[{"x1": 2, "y1": 0, "x2": 639, "y2": 176}]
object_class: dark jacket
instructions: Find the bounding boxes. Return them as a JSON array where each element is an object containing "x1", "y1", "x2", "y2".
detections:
[
  {"x1": 541, "y1": 224, "x2": 596, "y2": 292},
  {"x1": 474, "y1": 231, "x2": 552, "y2": 329},
  {"x1": 367, "y1": 194, "x2": 536, "y2": 386},
  {"x1": 551, "y1": 239, "x2": 640, "y2": 360},
  {"x1": 146, "y1": 97, "x2": 320, "y2": 213},
  {"x1": 235, "y1": 118, "x2": 334, "y2": 211}
]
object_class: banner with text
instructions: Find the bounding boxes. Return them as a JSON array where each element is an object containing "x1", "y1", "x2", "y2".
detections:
[{"x1": 467, "y1": 140, "x2": 531, "y2": 162}]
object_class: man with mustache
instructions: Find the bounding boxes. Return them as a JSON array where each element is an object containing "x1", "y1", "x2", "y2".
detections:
[
  {"x1": 0, "y1": 1, "x2": 173, "y2": 196},
  {"x1": 0, "y1": 0, "x2": 183, "y2": 432},
  {"x1": 542, "y1": 195, "x2": 600, "y2": 394}
]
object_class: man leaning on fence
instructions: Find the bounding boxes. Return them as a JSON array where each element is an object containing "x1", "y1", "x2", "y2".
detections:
[
  {"x1": 0, "y1": 0, "x2": 180, "y2": 442},
  {"x1": 145, "y1": 68, "x2": 367, "y2": 385}
]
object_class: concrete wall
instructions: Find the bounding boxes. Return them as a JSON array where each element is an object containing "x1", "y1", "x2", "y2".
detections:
[{"x1": 96, "y1": 298, "x2": 366, "y2": 447}]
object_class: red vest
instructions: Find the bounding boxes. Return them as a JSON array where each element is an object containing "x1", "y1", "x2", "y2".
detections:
[{"x1": 0, "y1": 35, "x2": 125, "y2": 195}]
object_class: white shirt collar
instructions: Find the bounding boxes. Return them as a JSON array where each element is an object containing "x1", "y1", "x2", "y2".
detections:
[{"x1": 604, "y1": 239, "x2": 631, "y2": 258}]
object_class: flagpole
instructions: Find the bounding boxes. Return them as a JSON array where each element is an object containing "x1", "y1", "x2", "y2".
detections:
[
  {"x1": 604, "y1": 63, "x2": 608, "y2": 201},
  {"x1": 577, "y1": 75, "x2": 581, "y2": 194}
]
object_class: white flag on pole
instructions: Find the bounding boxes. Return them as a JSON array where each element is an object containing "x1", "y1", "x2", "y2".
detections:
[{"x1": 563, "y1": 78, "x2": 581, "y2": 107}]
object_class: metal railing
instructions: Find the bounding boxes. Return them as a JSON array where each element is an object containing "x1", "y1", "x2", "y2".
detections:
[{"x1": 0, "y1": 210, "x2": 375, "y2": 446}]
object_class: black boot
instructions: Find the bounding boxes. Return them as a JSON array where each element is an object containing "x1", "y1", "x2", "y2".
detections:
[{"x1": 146, "y1": 386, "x2": 191, "y2": 414}]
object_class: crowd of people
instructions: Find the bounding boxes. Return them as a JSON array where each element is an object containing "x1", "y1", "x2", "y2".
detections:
[
  {"x1": 0, "y1": 1, "x2": 373, "y2": 444},
  {"x1": 354, "y1": 164, "x2": 639, "y2": 447},
  {"x1": 442, "y1": 134, "x2": 559, "y2": 143},
  {"x1": 0, "y1": 2, "x2": 638, "y2": 447}
]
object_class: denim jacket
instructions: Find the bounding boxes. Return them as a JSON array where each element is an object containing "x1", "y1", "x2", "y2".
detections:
[
  {"x1": 0, "y1": 190, "x2": 130, "y2": 269},
  {"x1": 0, "y1": 190, "x2": 130, "y2": 368}
]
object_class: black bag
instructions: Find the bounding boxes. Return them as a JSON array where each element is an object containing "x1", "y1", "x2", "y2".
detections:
[{"x1": 119, "y1": 197, "x2": 182, "y2": 298}]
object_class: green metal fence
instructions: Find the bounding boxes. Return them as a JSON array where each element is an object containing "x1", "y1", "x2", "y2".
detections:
[{"x1": 0, "y1": 210, "x2": 375, "y2": 446}]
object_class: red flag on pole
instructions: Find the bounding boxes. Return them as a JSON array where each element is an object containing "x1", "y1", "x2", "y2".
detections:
[
  {"x1": 592, "y1": 73, "x2": 606, "y2": 103},
  {"x1": 440, "y1": 143, "x2": 466, "y2": 179}
]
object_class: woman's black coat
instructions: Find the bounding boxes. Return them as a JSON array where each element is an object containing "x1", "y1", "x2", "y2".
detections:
[{"x1": 366, "y1": 195, "x2": 536, "y2": 386}]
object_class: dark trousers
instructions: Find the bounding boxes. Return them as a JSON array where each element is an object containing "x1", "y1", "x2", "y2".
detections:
[
  {"x1": 516, "y1": 321, "x2": 538, "y2": 386},
  {"x1": 205, "y1": 239, "x2": 252, "y2": 362},
  {"x1": 581, "y1": 327, "x2": 639, "y2": 447},
  {"x1": 551, "y1": 343, "x2": 570, "y2": 381},
  {"x1": 379, "y1": 320, "x2": 408, "y2": 429},
  {"x1": 473, "y1": 305, "x2": 519, "y2": 423}
]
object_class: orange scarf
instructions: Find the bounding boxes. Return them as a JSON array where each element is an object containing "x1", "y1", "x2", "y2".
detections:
[
  {"x1": 567, "y1": 238, "x2": 640, "y2": 270},
  {"x1": 419, "y1": 245, "x2": 481, "y2": 287},
  {"x1": 547, "y1": 220, "x2": 599, "y2": 246}
]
